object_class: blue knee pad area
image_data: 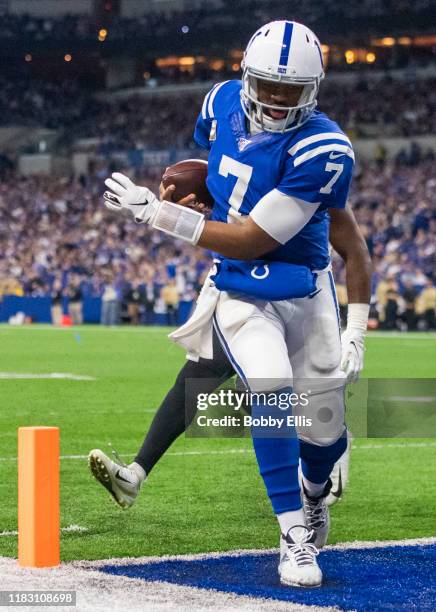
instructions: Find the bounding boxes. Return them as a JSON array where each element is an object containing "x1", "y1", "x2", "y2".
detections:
[
  {"x1": 300, "y1": 435, "x2": 347, "y2": 484},
  {"x1": 100, "y1": 543, "x2": 436, "y2": 611}
]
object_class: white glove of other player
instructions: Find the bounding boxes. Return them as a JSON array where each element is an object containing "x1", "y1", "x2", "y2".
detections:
[
  {"x1": 340, "y1": 303, "x2": 370, "y2": 383},
  {"x1": 104, "y1": 172, "x2": 158, "y2": 223}
]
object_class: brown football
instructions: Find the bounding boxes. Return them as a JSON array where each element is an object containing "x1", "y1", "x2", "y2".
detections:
[{"x1": 162, "y1": 159, "x2": 214, "y2": 210}]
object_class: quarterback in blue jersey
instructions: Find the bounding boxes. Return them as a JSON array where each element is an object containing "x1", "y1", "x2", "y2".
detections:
[
  {"x1": 100, "y1": 20, "x2": 372, "y2": 587},
  {"x1": 195, "y1": 80, "x2": 354, "y2": 272}
]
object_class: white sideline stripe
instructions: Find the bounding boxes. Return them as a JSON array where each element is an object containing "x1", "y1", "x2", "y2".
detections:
[
  {"x1": 387, "y1": 396, "x2": 436, "y2": 403},
  {"x1": 326, "y1": 537, "x2": 436, "y2": 550},
  {"x1": 288, "y1": 132, "x2": 351, "y2": 156},
  {"x1": 294, "y1": 143, "x2": 355, "y2": 167},
  {"x1": 0, "y1": 524, "x2": 88, "y2": 537},
  {"x1": 0, "y1": 448, "x2": 253, "y2": 462},
  {"x1": 1, "y1": 538, "x2": 435, "y2": 611},
  {"x1": 356, "y1": 441, "x2": 436, "y2": 449},
  {"x1": 0, "y1": 372, "x2": 96, "y2": 381},
  {"x1": 1, "y1": 325, "x2": 435, "y2": 339},
  {"x1": 171, "y1": 448, "x2": 250, "y2": 457},
  {"x1": 0, "y1": 558, "x2": 333, "y2": 612},
  {"x1": 77, "y1": 536, "x2": 436, "y2": 569},
  {"x1": 367, "y1": 332, "x2": 436, "y2": 339},
  {"x1": 0, "y1": 441, "x2": 435, "y2": 463},
  {"x1": 0, "y1": 325, "x2": 176, "y2": 334}
]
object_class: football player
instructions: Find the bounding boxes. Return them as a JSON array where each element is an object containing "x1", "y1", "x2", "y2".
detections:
[
  {"x1": 93, "y1": 21, "x2": 371, "y2": 587},
  {"x1": 89, "y1": 199, "x2": 357, "y2": 506}
]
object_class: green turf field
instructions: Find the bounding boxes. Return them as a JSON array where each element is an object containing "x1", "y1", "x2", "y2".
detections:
[{"x1": 0, "y1": 326, "x2": 435, "y2": 561}]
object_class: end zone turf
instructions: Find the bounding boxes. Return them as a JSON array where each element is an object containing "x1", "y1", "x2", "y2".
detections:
[
  {"x1": 0, "y1": 327, "x2": 435, "y2": 559},
  {"x1": 2, "y1": 539, "x2": 435, "y2": 611}
]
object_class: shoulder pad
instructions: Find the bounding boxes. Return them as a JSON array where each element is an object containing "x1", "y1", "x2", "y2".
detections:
[
  {"x1": 288, "y1": 130, "x2": 354, "y2": 168},
  {"x1": 201, "y1": 80, "x2": 240, "y2": 120}
]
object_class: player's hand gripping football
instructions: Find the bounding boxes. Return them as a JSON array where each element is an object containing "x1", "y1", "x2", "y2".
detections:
[
  {"x1": 159, "y1": 175, "x2": 206, "y2": 213},
  {"x1": 103, "y1": 172, "x2": 203, "y2": 223}
]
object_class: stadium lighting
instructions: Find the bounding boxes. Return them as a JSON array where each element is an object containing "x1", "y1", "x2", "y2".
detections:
[
  {"x1": 321, "y1": 44, "x2": 330, "y2": 65},
  {"x1": 372, "y1": 37, "x2": 398, "y2": 47},
  {"x1": 366, "y1": 52, "x2": 376, "y2": 63},
  {"x1": 345, "y1": 50, "x2": 355, "y2": 64},
  {"x1": 24, "y1": 53, "x2": 32, "y2": 62},
  {"x1": 229, "y1": 49, "x2": 244, "y2": 59},
  {"x1": 414, "y1": 35, "x2": 436, "y2": 45},
  {"x1": 64, "y1": 54, "x2": 72, "y2": 62},
  {"x1": 181, "y1": 25, "x2": 189, "y2": 34},
  {"x1": 156, "y1": 56, "x2": 179, "y2": 67},
  {"x1": 179, "y1": 56, "x2": 196, "y2": 66},
  {"x1": 210, "y1": 59, "x2": 225, "y2": 70}
]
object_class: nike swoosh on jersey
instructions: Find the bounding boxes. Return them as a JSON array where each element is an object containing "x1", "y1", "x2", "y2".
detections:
[{"x1": 329, "y1": 151, "x2": 346, "y2": 160}]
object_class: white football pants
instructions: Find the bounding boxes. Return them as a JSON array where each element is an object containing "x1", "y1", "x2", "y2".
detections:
[{"x1": 212, "y1": 266, "x2": 346, "y2": 446}]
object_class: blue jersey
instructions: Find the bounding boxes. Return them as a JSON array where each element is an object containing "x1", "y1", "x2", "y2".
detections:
[{"x1": 194, "y1": 80, "x2": 354, "y2": 270}]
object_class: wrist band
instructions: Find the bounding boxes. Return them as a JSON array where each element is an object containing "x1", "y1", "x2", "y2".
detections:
[
  {"x1": 347, "y1": 303, "x2": 370, "y2": 333},
  {"x1": 151, "y1": 200, "x2": 205, "y2": 245}
]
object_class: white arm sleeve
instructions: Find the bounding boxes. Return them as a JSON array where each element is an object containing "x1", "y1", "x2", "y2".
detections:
[{"x1": 249, "y1": 188, "x2": 320, "y2": 244}]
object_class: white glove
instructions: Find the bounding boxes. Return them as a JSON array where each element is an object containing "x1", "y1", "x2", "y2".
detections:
[
  {"x1": 104, "y1": 172, "x2": 206, "y2": 245},
  {"x1": 340, "y1": 303, "x2": 369, "y2": 383},
  {"x1": 104, "y1": 172, "x2": 158, "y2": 223}
]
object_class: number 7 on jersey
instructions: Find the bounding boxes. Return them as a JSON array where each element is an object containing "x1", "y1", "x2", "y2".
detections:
[
  {"x1": 218, "y1": 154, "x2": 253, "y2": 222},
  {"x1": 319, "y1": 162, "x2": 343, "y2": 195}
]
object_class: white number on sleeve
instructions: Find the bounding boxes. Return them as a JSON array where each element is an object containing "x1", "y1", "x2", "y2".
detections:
[
  {"x1": 218, "y1": 154, "x2": 253, "y2": 222},
  {"x1": 319, "y1": 162, "x2": 343, "y2": 195}
]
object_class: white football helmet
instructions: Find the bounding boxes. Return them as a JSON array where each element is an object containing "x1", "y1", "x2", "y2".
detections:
[{"x1": 241, "y1": 20, "x2": 325, "y2": 133}]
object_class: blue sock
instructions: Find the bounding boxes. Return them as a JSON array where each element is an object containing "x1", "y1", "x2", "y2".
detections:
[
  {"x1": 299, "y1": 434, "x2": 347, "y2": 485},
  {"x1": 251, "y1": 387, "x2": 302, "y2": 513}
]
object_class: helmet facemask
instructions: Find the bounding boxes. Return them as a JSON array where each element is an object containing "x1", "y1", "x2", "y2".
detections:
[{"x1": 241, "y1": 65, "x2": 322, "y2": 133}]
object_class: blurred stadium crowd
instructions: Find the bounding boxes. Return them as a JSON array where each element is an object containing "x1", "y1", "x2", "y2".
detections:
[
  {"x1": 0, "y1": 146, "x2": 434, "y2": 329},
  {"x1": 0, "y1": 0, "x2": 433, "y2": 48},
  {"x1": 0, "y1": 169, "x2": 210, "y2": 326},
  {"x1": 0, "y1": 2, "x2": 434, "y2": 328},
  {"x1": 1, "y1": 76, "x2": 435, "y2": 139},
  {"x1": 334, "y1": 153, "x2": 435, "y2": 330}
]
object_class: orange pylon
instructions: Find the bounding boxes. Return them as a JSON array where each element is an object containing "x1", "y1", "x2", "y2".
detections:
[{"x1": 18, "y1": 426, "x2": 60, "y2": 567}]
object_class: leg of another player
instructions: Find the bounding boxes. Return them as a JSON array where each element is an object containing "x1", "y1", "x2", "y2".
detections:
[
  {"x1": 89, "y1": 330, "x2": 234, "y2": 508},
  {"x1": 132, "y1": 330, "x2": 234, "y2": 475}
]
